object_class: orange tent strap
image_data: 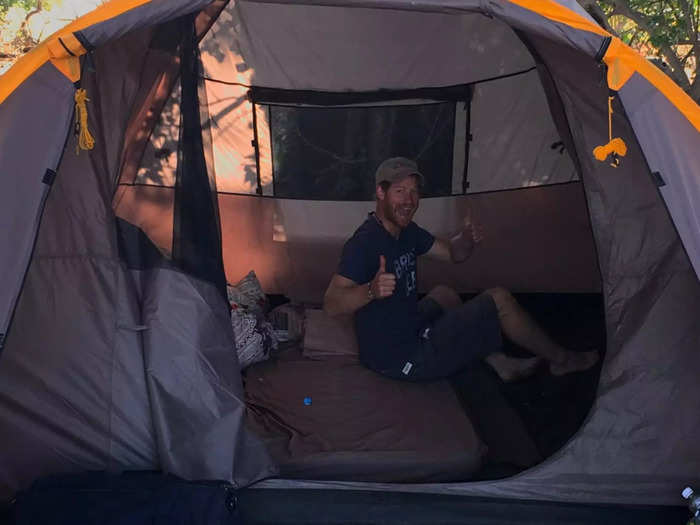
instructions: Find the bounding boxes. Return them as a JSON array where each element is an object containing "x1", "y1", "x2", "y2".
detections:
[
  {"x1": 0, "y1": 0, "x2": 152, "y2": 104},
  {"x1": 508, "y1": 0, "x2": 700, "y2": 134},
  {"x1": 507, "y1": 0, "x2": 609, "y2": 37}
]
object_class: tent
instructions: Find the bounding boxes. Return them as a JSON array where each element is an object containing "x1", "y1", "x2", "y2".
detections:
[{"x1": 0, "y1": 0, "x2": 699, "y2": 519}]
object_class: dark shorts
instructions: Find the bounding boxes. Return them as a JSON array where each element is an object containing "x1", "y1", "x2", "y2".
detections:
[{"x1": 377, "y1": 293, "x2": 503, "y2": 382}]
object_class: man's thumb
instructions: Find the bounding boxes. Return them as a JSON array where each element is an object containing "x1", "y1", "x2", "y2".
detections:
[{"x1": 378, "y1": 255, "x2": 386, "y2": 274}]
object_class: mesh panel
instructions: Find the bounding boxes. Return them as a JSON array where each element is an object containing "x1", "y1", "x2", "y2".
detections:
[{"x1": 172, "y1": 15, "x2": 226, "y2": 296}]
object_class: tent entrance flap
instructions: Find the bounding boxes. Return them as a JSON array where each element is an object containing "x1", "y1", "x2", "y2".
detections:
[{"x1": 172, "y1": 14, "x2": 226, "y2": 297}]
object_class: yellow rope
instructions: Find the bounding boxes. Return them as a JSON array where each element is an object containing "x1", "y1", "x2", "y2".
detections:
[
  {"x1": 592, "y1": 95, "x2": 627, "y2": 167},
  {"x1": 74, "y1": 88, "x2": 95, "y2": 154}
]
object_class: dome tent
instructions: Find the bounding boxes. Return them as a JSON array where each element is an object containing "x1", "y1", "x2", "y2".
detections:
[{"x1": 0, "y1": 0, "x2": 699, "y2": 520}]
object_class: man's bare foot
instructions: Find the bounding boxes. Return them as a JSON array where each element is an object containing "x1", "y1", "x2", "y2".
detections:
[
  {"x1": 549, "y1": 350, "x2": 599, "y2": 376},
  {"x1": 484, "y1": 352, "x2": 541, "y2": 383}
]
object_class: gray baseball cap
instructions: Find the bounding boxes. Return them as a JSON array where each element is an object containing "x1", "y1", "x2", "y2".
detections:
[{"x1": 374, "y1": 157, "x2": 425, "y2": 187}]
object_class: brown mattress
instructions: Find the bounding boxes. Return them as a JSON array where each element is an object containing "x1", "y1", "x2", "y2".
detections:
[{"x1": 244, "y1": 348, "x2": 486, "y2": 482}]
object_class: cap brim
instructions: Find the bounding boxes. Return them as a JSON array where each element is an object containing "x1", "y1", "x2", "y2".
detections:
[{"x1": 377, "y1": 167, "x2": 425, "y2": 187}]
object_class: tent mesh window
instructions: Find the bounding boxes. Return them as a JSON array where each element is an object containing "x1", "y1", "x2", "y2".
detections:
[
  {"x1": 246, "y1": 85, "x2": 474, "y2": 200},
  {"x1": 266, "y1": 102, "x2": 456, "y2": 200}
]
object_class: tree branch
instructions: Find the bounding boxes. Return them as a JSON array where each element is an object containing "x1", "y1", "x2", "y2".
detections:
[
  {"x1": 18, "y1": 0, "x2": 43, "y2": 44},
  {"x1": 677, "y1": 0, "x2": 695, "y2": 36},
  {"x1": 611, "y1": 0, "x2": 692, "y2": 89},
  {"x1": 577, "y1": 0, "x2": 619, "y2": 35},
  {"x1": 688, "y1": 77, "x2": 700, "y2": 103}
]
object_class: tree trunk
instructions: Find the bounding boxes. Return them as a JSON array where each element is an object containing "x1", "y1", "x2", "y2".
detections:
[
  {"x1": 18, "y1": 0, "x2": 44, "y2": 44},
  {"x1": 610, "y1": 0, "x2": 692, "y2": 91}
]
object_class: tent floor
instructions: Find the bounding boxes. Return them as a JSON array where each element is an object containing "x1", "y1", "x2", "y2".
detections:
[
  {"x1": 451, "y1": 292, "x2": 605, "y2": 479},
  {"x1": 238, "y1": 489, "x2": 685, "y2": 525},
  {"x1": 267, "y1": 292, "x2": 606, "y2": 481}
]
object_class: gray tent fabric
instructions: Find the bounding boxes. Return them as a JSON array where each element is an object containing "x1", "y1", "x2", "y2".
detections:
[
  {"x1": 0, "y1": 63, "x2": 74, "y2": 348},
  {"x1": 138, "y1": 266, "x2": 276, "y2": 485},
  {"x1": 0, "y1": 122, "x2": 145, "y2": 498},
  {"x1": 468, "y1": 69, "x2": 578, "y2": 192},
  {"x1": 200, "y1": 2, "x2": 534, "y2": 90},
  {"x1": 487, "y1": 0, "x2": 607, "y2": 59},
  {"x1": 1, "y1": 0, "x2": 700, "y2": 511},
  {"x1": 78, "y1": 0, "x2": 213, "y2": 50},
  {"x1": 0, "y1": 0, "x2": 274, "y2": 501},
  {"x1": 618, "y1": 73, "x2": 700, "y2": 277}
]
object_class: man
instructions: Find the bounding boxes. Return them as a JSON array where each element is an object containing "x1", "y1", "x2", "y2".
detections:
[{"x1": 323, "y1": 157, "x2": 599, "y2": 382}]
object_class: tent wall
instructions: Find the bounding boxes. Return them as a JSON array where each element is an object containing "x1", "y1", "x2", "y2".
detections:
[
  {"x1": 0, "y1": 27, "x2": 160, "y2": 501},
  {"x1": 0, "y1": 108, "x2": 155, "y2": 502},
  {"x1": 222, "y1": 186, "x2": 600, "y2": 302},
  {"x1": 468, "y1": 69, "x2": 578, "y2": 192},
  {"x1": 77, "y1": 0, "x2": 214, "y2": 51},
  {"x1": 619, "y1": 73, "x2": 700, "y2": 278},
  {"x1": 198, "y1": 2, "x2": 534, "y2": 91},
  {"x1": 488, "y1": 31, "x2": 700, "y2": 504},
  {"x1": 114, "y1": 182, "x2": 601, "y2": 301},
  {"x1": 0, "y1": 7, "x2": 273, "y2": 501},
  {"x1": 0, "y1": 63, "x2": 74, "y2": 351}
]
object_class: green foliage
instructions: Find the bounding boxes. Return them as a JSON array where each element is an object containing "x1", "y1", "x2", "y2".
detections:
[
  {"x1": 595, "y1": 0, "x2": 698, "y2": 98},
  {"x1": 0, "y1": 0, "x2": 40, "y2": 16},
  {"x1": 599, "y1": 0, "x2": 698, "y2": 48}
]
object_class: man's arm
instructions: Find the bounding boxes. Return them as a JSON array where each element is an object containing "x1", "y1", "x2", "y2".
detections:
[
  {"x1": 324, "y1": 256, "x2": 395, "y2": 317},
  {"x1": 425, "y1": 218, "x2": 484, "y2": 264},
  {"x1": 323, "y1": 274, "x2": 372, "y2": 317}
]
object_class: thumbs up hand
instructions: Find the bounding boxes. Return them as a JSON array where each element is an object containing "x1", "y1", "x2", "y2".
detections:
[
  {"x1": 463, "y1": 208, "x2": 485, "y2": 244},
  {"x1": 370, "y1": 255, "x2": 396, "y2": 300}
]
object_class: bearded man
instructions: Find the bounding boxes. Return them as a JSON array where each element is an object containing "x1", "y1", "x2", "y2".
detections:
[{"x1": 323, "y1": 157, "x2": 598, "y2": 382}]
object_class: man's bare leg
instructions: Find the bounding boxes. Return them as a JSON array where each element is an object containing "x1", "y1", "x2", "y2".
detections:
[
  {"x1": 426, "y1": 285, "x2": 462, "y2": 311},
  {"x1": 427, "y1": 285, "x2": 541, "y2": 382},
  {"x1": 483, "y1": 287, "x2": 599, "y2": 376}
]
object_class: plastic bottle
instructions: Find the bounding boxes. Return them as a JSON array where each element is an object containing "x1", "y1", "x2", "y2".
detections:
[{"x1": 682, "y1": 487, "x2": 700, "y2": 525}]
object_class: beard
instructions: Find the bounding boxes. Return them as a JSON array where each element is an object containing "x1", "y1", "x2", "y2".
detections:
[{"x1": 381, "y1": 199, "x2": 416, "y2": 229}]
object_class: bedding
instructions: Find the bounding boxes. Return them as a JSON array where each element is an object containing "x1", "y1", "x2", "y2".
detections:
[
  {"x1": 302, "y1": 309, "x2": 359, "y2": 359},
  {"x1": 228, "y1": 270, "x2": 277, "y2": 369},
  {"x1": 245, "y1": 348, "x2": 486, "y2": 482}
]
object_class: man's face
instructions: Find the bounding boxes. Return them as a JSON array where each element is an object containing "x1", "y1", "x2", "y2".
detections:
[{"x1": 377, "y1": 175, "x2": 420, "y2": 229}]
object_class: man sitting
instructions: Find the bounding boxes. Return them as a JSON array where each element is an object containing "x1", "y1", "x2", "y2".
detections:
[{"x1": 323, "y1": 157, "x2": 598, "y2": 382}]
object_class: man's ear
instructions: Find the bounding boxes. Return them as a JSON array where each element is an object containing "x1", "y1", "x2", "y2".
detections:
[{"x1": 376, "y1": 184, "x2": 386, "y2": 201}]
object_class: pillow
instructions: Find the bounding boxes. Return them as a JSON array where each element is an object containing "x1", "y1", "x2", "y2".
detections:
[
  {"x1": 302, "y1": 309, "x2": 359, "y2": 359},
  {"x1": 231, "y1": 310, "x2": 277, "y2": 369},
  {"x1": 227, "y1": 271, "x2": 267, "y2": 317},
  {"x1": 228, "y1": 270, "x2": 277, "y2": 369}
]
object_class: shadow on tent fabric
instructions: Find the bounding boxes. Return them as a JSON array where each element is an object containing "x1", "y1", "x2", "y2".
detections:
[{"x1": 451, "y1": 293, "x2": 605, "y2": 479}]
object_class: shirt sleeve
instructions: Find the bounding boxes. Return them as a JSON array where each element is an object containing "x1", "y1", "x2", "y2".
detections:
[
  {"x1": 414, "y1": 223, "x2": 435, "y2": 256},
  {"x1": 337, "y1": 233, "x2": 375, "y2": 284}
]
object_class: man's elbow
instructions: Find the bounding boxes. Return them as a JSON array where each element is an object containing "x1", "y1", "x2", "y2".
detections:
[
  {"x1": 322, "y1": 300, "x2": 335, "y2": 317},
  {"x1": 324, "y1": 302, "x2": 347, "y2": 318},
  {"x1": 322, "y1": 293, "x2": 340, "y2": 317}
]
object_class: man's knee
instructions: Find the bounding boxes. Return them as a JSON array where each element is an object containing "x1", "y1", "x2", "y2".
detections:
[
  {"x1": 484, "y1": 287, "x2": 515, "y2": 314},
  {"x1": 427, "y1": 285, "x2": 462, "y2": 311}
]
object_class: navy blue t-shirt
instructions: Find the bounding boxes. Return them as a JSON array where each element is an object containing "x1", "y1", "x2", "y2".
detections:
[{"x1": 338, "y1": 213, "x2": 435, "y2": 370}]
